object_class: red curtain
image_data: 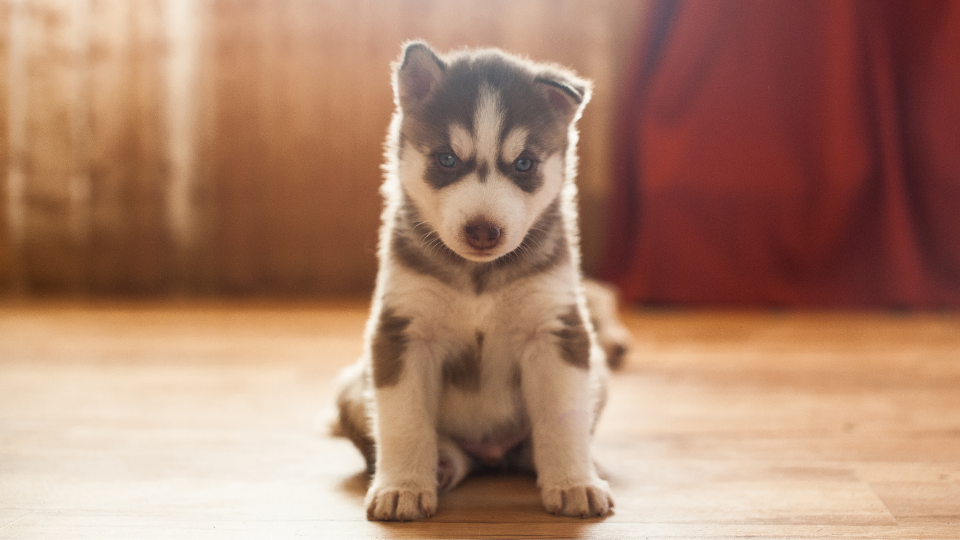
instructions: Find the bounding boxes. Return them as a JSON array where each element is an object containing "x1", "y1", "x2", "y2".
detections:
[{"x1": 601, "y1": 0, "x2": 960, "y2": 308}]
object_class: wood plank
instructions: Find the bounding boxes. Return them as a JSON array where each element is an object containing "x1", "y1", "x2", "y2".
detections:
[
  {"x1": 87, "y1": 0, "x2": 171, "y2": 293},
  {"x1": 0, "y1": 0, "x2": 12, "y2": 291},
  {"x1": 162, "y1": 0, "x2": 205, "y2": 293},
  {"x1": 17, "y1": 0, "x2": 87, "y2": 292},
  {"x1": 1, "y1": 306, "x2": 959, "y2": 538}
]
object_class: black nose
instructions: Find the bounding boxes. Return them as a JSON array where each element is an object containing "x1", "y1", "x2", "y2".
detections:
[{"x1": 464, "y1": 220, "x2": 502, "y2": 250}]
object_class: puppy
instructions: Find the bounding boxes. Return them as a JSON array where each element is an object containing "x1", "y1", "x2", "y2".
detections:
[{"x1": 333, "y1": 41, "x2": 628, "y2": 521}]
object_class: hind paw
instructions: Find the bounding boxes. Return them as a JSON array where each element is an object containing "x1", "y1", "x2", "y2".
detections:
[{"x1": 437, "y1": 438, "x2": 473, "y2": 493}]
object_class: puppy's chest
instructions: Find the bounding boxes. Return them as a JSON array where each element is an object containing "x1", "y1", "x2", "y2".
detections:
[
  {"x1": 395, "y1": 283, "x2": 540, "y2": 439},
  {"x1": 423, "y1": 296, "x2": 529, "y2": 392},
  {"x1": 386, "y1": 260, "x2": 575, "y2": 435},
  {"x1": 438, "y1": 321, "x2": 523, "y2": 395}
]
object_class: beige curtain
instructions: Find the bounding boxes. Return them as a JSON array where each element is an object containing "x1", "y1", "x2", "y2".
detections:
[{"x1": 0, "y1": 0, "x2": 642, "y2": 296}]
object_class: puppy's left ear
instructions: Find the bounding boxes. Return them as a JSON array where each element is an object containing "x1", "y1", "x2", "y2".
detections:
[
  {"x1": 535, "y1": 71, "x2": 592, "y2": 124},
  {"x1": 394, "y1": 41, "x2": 446, "y2": 111}
]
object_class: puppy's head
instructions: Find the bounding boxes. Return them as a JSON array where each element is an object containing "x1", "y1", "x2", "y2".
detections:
[{"x1": 391, "y1": 42, "x2": 591, "y2": 263}]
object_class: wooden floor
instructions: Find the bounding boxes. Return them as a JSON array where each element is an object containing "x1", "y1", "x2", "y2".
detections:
[{"x1": 1, "y1": 302, "x2": 958, "y2": 539}]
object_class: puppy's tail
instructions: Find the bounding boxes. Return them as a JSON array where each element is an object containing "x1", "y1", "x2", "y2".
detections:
[
  {"x1": 331, "y1": 361, "x2": 377, "y2": 473},
  {"x1": 583, "y1": 279, "x2": 632, "y2": 371}
]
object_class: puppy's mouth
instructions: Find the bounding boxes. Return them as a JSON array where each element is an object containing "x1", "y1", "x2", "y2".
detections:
[
  {"x1": 459, "y1": 219, "x2": 507, "y2": 262},
  {"x1": 459, "y1": 247, "x2": 503, "y2": 262}
]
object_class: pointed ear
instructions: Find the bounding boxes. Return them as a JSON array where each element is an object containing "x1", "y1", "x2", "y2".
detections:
[
  {"x1": 535, "y1": 71, "x2": 592, "y2": 123},
  {"x1": 394, "y1": 41, "x2": 445, "y2": 110}
]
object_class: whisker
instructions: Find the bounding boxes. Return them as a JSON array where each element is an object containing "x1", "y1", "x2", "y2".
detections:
[
  {"x1": 426, "y1": 237, "x2": 447, "y2": 258},
  {"x1": 525, "y1": 235, "x2": 544, "y2": 249}
]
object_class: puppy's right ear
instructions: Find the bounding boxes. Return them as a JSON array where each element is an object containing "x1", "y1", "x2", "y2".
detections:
[{"x1": 394, "y1": 41, "x2": 445, "y2": 110}]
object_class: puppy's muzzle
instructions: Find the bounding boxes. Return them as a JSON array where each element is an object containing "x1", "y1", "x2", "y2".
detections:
[{"x1": 464, "y1": 220, "x2": 502, "y2": 251}]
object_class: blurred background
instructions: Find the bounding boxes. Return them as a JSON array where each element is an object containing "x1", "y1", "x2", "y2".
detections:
[
  {"x1": 1, "y1": 0, "x2": 958, "y2": 307},
  {"x1": 0, "y1": 0, "x2": 643, "y2": 297}
]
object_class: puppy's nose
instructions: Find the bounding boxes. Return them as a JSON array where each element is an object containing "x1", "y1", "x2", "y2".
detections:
[{"x1": 464, "y1": 220, "x2": 502, "y2": 250}]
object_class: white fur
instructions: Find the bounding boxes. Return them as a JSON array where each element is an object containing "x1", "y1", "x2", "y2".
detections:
[{"x1": 474, "y1": 84, "x2": 503, "y2": 169}]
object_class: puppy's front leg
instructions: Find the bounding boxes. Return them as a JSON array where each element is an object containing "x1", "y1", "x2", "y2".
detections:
[
  {"x1": 522, "y1": 306, "x2": 614, "y2": 517},
  {"x1": 365, "y1": 311, "x2": 441, "y2": 521}
]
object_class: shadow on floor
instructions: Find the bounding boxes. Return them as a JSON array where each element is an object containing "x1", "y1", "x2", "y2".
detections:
[{"x1": 338, "y1": 468, "x2": 609, "y2": 538}]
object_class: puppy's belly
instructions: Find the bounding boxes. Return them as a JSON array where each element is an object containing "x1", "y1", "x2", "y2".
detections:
[
  {"x1": 454, "y1": 429, "x2": 530, "y2": 466},
  {"x1": 437, "y1": 384, "x2": 530, "y2": 465}
]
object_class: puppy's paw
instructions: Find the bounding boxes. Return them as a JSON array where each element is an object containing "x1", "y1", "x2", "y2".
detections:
[
  {"x1": 365, "y1": 485, "x2": 438, "y2": 521},
  {"x1": 437, "y1": 438, "x2": 473, "y2": 493},
  {"x1": 542, "y1": 480, "x2": 614, "y2": 518}
]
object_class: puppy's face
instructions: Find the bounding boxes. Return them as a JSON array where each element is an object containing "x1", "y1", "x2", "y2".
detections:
[{"x1": 393, "y1": 43, "x2": 590, "y2": 263}]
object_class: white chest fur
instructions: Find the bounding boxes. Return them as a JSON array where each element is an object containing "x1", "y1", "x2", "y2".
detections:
[{"x1": 380, "y1": 257, "x2": 580, "y2": 443}]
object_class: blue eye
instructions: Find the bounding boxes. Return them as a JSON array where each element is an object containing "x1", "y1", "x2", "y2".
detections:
[
  {"x1": 437, "y1": 153, "x2": 457, "y2": 168},
  {"x1": 514, "y1": 157, "x2": 534, "y2": 172}
]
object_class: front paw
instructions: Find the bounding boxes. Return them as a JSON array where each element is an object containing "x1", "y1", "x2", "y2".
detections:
[
  {"x1": 542, "y1": 480, "x2": 614, "y2": 517},
  {"x1": 365, "y1": 484, "x2": 438, "y2": 521}
]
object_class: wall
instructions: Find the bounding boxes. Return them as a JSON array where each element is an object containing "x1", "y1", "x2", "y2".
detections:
[{"x1": 0, "y1": 0, "x2": 644, "y2": 296}]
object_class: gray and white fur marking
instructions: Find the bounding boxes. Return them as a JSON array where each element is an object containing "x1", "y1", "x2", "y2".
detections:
[{"x1": 333, "y1": 42, "x2": 630, "y2": 521}]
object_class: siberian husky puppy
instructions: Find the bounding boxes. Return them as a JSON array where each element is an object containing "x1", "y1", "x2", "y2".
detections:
[{"x1": 334, "y1": 41, "x2": 629, "y2": 521}]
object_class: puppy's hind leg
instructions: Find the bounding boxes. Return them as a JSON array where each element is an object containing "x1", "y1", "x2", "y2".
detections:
[
  {"x1": 332, "y1": 361, "x2": 376, "y2": 473},
  {"x1": 437, "y1": 436, "x2": 474, "y2": 493}
]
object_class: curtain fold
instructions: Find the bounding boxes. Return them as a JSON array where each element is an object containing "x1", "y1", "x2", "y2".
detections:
[{"x1": 602, "y1": 0, "x2": 960, "y2": 308}]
